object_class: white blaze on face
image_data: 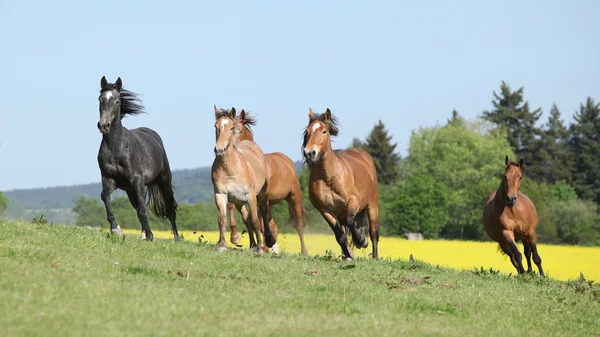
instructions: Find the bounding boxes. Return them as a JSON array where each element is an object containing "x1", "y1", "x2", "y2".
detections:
[
  {"x1": 220, "y1": 118, "x2": 229, "y2": 131},
  {"x1": 312, "y1": 122, "x2": 321, "y2": 132},
  {"x1": 102, "y1": 91, "x2": 113, "y2": 101}
]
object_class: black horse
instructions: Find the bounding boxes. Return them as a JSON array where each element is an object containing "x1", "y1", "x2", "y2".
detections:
[{"x1": 97, "y1": 76, "x2": 179, "y2": 241}]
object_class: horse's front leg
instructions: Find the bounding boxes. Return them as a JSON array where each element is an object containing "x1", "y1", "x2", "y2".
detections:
[
  {"x1": 321, "y1": 211, "x2": 353, "y2": 260},
  {"x1": 101, "y1": 177, "x2": 122, "y2": 236},
  {"x1": 235, "y1": 204, "x2": 257, "y2": 249},
  {"x1": 228, "y1": 203, "x2": 241, "y2": 244},
  {"x1": 215, "y1": 193, "x2": 229, "y2": 252},
  {"x1": 345, "y1": 197, "x2": 368, "y2": 249},
  {"x1": 132, "y1": 178, "x2": 153, "y2": 241}
]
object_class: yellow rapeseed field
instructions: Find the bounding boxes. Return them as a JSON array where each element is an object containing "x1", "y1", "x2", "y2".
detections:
[{"x1": 123, "y1": 229, "x2": 600, "y2": 282}]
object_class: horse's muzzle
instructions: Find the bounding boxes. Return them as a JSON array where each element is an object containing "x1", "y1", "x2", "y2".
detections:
[
  {"x1": 214, "y1": 146, "x2": 225, "y2": 157},
  {"x1": 506, "y1": 195, "x2": 517, "y2": 207},
  {"x1": 303, "y1": 149, "x2": 318, "y2": 163},
  {"x1": 98, "y1": 121, "x2": 111, "y2": 134}
]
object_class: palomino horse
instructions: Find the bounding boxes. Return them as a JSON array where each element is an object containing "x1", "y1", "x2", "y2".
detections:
[
  {"x1": 97, "y1": 76, "x2": 180, "y2": 241},
  {"x1": 302, "y1": 108, "x2": 379, "y2": 259},
  {"x1": 226, "y1": 109, "x2": 309, "y2": 255},
  {"x1": 483, "y1": 156, "x2": 544, "y2": 276},
  {"x1": 211, "y1": 106, "x2": 274, "y2": 252}
]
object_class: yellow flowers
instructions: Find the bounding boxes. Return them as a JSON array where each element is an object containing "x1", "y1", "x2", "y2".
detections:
[{"x1": 124, "y1": 229, "x2": 600, "y2": 282}]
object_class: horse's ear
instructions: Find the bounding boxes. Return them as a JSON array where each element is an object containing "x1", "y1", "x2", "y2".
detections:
[
  {"x1": 308, "y1": 108, "x2": 315, "y2": 120},
  {"x1": 115, "y1": 77, "x2": 122, "y2": 92},
  {"x1": 214, "y1": 104, "x2": 220, "y2": 119},
  {"x1": 241, "y1": 109, "x2": 247, "y2": 121},
  {"x1": 518, "y1": 158, "x2": 525, "y2": 170},
  {"x1": 231, "y1": 107, "x2": 236, "y2": 118},
  {"x1": 505, "y1": 155, "x2": 510, "y2": 166},
  {"x1": 325, "y1": 108, "x2": 332, "y2": 121},
  {"x1": 100, "y1": 76, "x2": 108, "y2": 90}
]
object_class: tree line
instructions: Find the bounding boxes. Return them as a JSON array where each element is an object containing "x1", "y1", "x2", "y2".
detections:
[{"x1": 70, "y1": 81, "x2": 599, "y2": 246}]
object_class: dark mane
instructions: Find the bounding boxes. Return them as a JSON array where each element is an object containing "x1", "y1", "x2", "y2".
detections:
[
  {"x1": 101, "y1": 85, "x2": 146, "y2": 119},
  {"x1": 215, "y1": 107, "x2": 234, "y2": 120},
  {"x1": 240, "y1": 110, "x2": 258, "y2": 133},
  {"x1": 301, "y1": 112, "x2": 340, "y2": 158}
]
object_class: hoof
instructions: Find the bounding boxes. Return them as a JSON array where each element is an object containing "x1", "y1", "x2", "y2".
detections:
[
  {"x1": 343, "y1": 256, "x2": 353, "y2": 261},
  {"x1": 216, "y1": 245, "x2": 228, "y2": 253},
  {"x1": 230, "y1": 232, "x2": 241, "y2": 245},
  {"x1": 265, "y1": 234, "x2": 277, "y2": 248},
  {"x1": 271, "y1": 243, "x2": 280, "y2": 254},
  {"x1": 111, "y1": 227, "x2": 123, "y2": 237},
  {"x1": 173, "y1": 235, "x2": 181, "y2": 242}
]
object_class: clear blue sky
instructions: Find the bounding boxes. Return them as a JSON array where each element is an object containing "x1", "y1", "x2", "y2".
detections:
[{"x1": 0, "y1": 0, "x2": 598, "y2": 191}]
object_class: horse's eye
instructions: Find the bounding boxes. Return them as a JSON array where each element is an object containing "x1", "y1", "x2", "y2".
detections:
[
  {"x1": 322, "y1": 130, "x2": 327, "y2": 134},
  {"x1": 116, "y1": 101, "x2": 119, "y2": 104},
  {"x1": 230, "y1": 127, "x2": 234, "y2": 131}
]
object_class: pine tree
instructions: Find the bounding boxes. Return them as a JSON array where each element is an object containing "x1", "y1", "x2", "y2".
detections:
[
  {"x1": 350, "y1": 137, "x2": 365, "y2": 149},
  {"x1": 529, "y1": 104, "x2": 571, "y2": 183},
  {"x1": 569, "y1": 97, "x2": 600, "y2": 209},
  {"x1": 482, "y1": 81, "x2": 543, "y2": 179},
  {"x1": 363, "y1": 120, "x2": 401, "y2": 185},
  {"x1": 447, "y1": 109, "x2": 465, "y2": 127}
]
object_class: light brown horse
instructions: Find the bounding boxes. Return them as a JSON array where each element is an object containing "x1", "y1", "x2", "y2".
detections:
[
  {"x1": 302, "y1": 108, "x2": 379, "y2": 259},
  {"x1": 483, "y1": 156, "x2": 544, "y2": 276},
  {"x1": 210, "y1": 105, "x2": 274, "y2": 252},
  {"x1": 227, "y1": 109, "x2": 309, "y2": 255}
]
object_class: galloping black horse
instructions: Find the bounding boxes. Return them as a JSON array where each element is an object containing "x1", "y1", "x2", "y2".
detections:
[{"x1": 97, "y1": 76, "x2": 179, "y2": 241}]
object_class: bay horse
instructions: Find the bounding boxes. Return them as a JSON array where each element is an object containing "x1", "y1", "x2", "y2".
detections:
[
  {"x1": 483, "y1": 156, "x2": 544, "y2": 276},
  {"x1": 211, "y1": 106, "x2": 273, "y2": 252},
  {"x1": 97, "y1": 76, "x2": 179, "y2": 241},
  {"x1": 302, "y1": 108, "x2": 379, "y2": 259},
  {"x1": 227, "y1": 109, "x2": 309, "y2": 255}
]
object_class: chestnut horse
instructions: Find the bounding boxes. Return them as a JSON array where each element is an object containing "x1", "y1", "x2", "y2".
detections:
[
  {"x1": 483, "y1": 156, "x2": 544, "y2": 276},
  {"x1": 210, "y1": 106, "x2": 274, "y2": 252},
  {"x1": 227, "y1": 109, "x2": 309, "y2": 255},
  {"x1": 302, "y1": 108, "x2": 379, "y2": 259}
]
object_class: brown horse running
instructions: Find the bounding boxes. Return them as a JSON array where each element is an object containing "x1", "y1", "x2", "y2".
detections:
[
  {"x1": 210, "y1": 105, "x2": 274, "y2": 252},
  {"x1": 302, "y1": 108, "x2": 379, "y2": 259},
  {"x1": 483, "y1": 156, "x2": 544, "y2": 276}
]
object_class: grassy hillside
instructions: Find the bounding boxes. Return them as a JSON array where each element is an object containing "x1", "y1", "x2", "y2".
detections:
[{"x1": 1, "y1": 219, "x2": 598, "y2": 337}]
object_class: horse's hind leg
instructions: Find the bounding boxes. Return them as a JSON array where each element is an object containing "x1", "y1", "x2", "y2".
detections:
[
  {"x1": 287, "y1": 192, "x2": 308, "y2": 255},
  {"x1": 522, "y1": 238, "x2": 532, "y2": 273},
  {"x1": 101, "y1": 177, "x2": 122, "y2": 236},
  {"x1": 130, "y1": 179, "x2": 153, "y2": 241},
  {"x1": 529, "y1": 232, "x2": 545, "y2": 276},
  {"x1": 159, "y1": 180, "x2": 180, "y2": 241},
  {"x1": 367, "y1": 205, "x2": 379, "y2": 259},
  {"x1": 235, "y1": 204, "x2": 258, "y2": 250},
  {"x1": 229, "y1": 203, "x2": 241, "y2": 244}
]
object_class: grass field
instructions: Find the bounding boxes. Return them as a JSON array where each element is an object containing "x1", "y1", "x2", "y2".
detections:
[
  {"x1": 128, "y1": 229, "x2": 600, "y2": 282},
  {"x1": 2, "y1": 219, "x2": 599, "y2": 337}
]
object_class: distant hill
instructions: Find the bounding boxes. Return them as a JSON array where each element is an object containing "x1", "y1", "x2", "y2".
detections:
[{"x1": 4, "y1": 161, "x2": 305, "y2": 212}]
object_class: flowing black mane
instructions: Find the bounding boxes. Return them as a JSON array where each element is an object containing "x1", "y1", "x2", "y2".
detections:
[
  {"x1": 240, "y1": 110, "x2": 258, "y2": 134},
  {"x1": 100, "y1": 85, "x2": 146, "y2": 119}
]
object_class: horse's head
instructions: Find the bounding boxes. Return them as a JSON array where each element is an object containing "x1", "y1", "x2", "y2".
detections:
[
  {"x1": 213, "y1": 105, "x2": 237, "y2": 157},
  {"x1": 302, "y1": 108, "x2": 339, "y2": 164},
  {"x1": 233, "y1": 109, "x2": 256, "y2": 142},
  {"x1": 98, "y1": 76, "x2": 123, "y2": 134},
  {"x1": 502, "y1": 155, "x2": 525, "y2": 207}
]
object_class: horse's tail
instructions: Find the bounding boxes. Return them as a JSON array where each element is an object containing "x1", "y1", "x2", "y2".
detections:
[
  {"x1": 146, "y1": 183, "x2": 176, "y2": 219},
  {"x1": 352, "y1": 207, "x2": 370, "y2": 249},
  {"x1": 287, "y1": 201, "x2": 310, "y2": 229}
]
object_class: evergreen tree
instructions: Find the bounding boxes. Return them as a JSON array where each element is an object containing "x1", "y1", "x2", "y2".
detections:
[
  {"x1": 482, "y1": 81, "x2": 543, "y2": 179},
  {"x1": 569, "y1": 97, "x2": 600, "y2": 210},
  {"x1": 530, "y1": 104, "x2": 571, "y2": 183},
  {"x1": 363, "y1": 120, "x2": 401, "y2": 185},
  {"x1": 447, "y1": 109, "x2": 465, "y2": 127},
  {"x1": 350, "y1": 137, "x2": 365, "y2": 149}
]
